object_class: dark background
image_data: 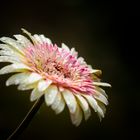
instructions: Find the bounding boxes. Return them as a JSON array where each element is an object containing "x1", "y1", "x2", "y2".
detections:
[{"x1": 0, "y1": 0, "x2": 139, "y2": 140}]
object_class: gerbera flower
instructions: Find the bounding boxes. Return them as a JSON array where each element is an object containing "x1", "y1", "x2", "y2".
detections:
[{"x1": 0, "y1": 29, "x2": 111, "y2": 126}]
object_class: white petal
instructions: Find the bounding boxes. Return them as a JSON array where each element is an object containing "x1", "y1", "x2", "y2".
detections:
[
  {"x1": 70, "y1": 104, "x2": 82, "y2": 126},
  {"x1": 75, "y1": 94, "x2": 91, "y2": 120},
  {"x1": 37, "y1": 79, "x2": 52, "y2": 92},
  {"x1": 62, "y1": 90, "x2": 77, "y2": 114},
  {"x1": 59, "y1": 86, "x2": 64, "y2": 92},
  {"x1": 0, "y1": 63, "x2": 31, "y2": 75},
  {"x1": 94, "y1": 86, "x2": 108, "y2": 98},
  {"x1": 83, "y1": 94, "x2": 98, "y2": 112},
  {"x1": 0, "y1": 44, "x2": 24, "y2": 59},
  {"x1": 0, "y1": 44, "x2": 12, "y2": 51},
  {"x1": 18, "y1": 83, "x2": 35, "y2": 91},
  {"x1": 70, "y1": 48, "x2": 78, "y2": 57},
  {"x1": 30, "y1": 88, "x2": 44, "y2": 101},
  {"x1": 0, "y1": 37, "x2": 24, "y2": 55},
  {"x1": 97, "y1": 105, "x2": 104, "y2": 121},
  {"x1": 0, "y1": 56, "x2": 20, "y2": 63},
  {"x1": 40, "y1": 35, "x2": 52, "y2": 44},
  {"x1": 24, "y1": 73, "x2": 42, "y2": 84},
  {"x1": 77, "y1": 57, "x2": 86, "y2": 65},
  {"x1": 21, "y1": 28, "x2": 38, "y2": 45},
  {"x1": 6, "y1": 72, "x2": 30, "y2": 86},
  {"x1": 45, "y1": 85, "x2": 58, "y2": 106},
  {"x1": 62, "y1": 43, "x2": 70, "y2": 51},
  {"x1": 93, "y1": 82, "x2": 111, "y2": 87},
  {"x1": 98, "y1": 102, "x2": 106, "y2": 114},
  {"x1": 51, "y1": 92, "x2": 65, "y2": 114},
  {"x1": 93, "y1": 90, "x2": 108, "y2": 105},
  {"x1": 33, "y1": 34, "x2": 43, "y2": 44},
  {"x1": 14, "y1": 34, "x2": 32, "y2": 47},
  {"x1": 22, "y1": 29, "x2": 48, "y2": 46},
  {"x1": 0, "y1": 50, "x2": 13, "y2": 56}
]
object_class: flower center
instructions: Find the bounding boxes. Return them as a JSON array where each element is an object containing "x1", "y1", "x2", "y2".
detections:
[{"x1": 23, "y1": 43, "x2": 94, "y2": 95}]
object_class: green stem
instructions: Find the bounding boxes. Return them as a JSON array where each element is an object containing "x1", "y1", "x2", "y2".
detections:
[{"x1": 7, "y1": 96, "x2": 44, "y2": 140}]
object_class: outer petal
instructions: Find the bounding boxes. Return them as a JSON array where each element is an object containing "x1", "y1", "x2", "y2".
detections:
[
  {"x1": 0, "y1": 56, "x2": 21, "y2": 63},
  {"x1": 39, "y1": 35, "x2": 52, "y2": 44},
  {"x1": 0, "y1": 50, "x2": 15, "y2": 56},
  {"x1": 21, "y1": 28, "x2": 38, "y2": 45},
  {"x1": 45, "y1": 85, "x2": 58, "y2": 106},
  {"x1": 24, "y1": 73, "x2": 43, "y2": 84},
  {"x1": 70, "y1": 104, "x2": 82, "y2": 126},
  {"x1": 90, "y1": 69, "x2": 102, "y2": 75},
  {"x1": 6, "y1": 72, "x2": 30, "y2": 86},
  {"x1": 93, "y1": 90, "x2": 108, "y2": 105},
  {"x1": 75, "y1": 94, "x2": 91, "y2": 120},
  {"x1": 30, "y1": 88, "x2": 44, "y2": 101},
  {"x1": 33, "y1": 34, "x2": 43, "y2": 44},
  {"x1": 0, "y1": 63, "x2": 31, "y2": 75},
  {"x1": 0, "y1": 44, "x2": 24, "y2": 58},
  {"x1": 21, "y1": 29, "x2": 52, "y2": 45},
  {"x1": 62, "y1": 43, "x2": 70, "y2": 52},
  {"x1": 77, "y1": 57, "x2": 86, "y2": 65},
  {"x1": 62, "y1": 90, "x2": 77, "y2": 114},
  {"x1": 37, "y1": 79, "x2": 52, "y2": 92},
  {"x1": 98, "y1": 102, "x2": 106, "y2": 115},
  {"x1": 96, "y1": 105, "x2": 104, "y2": 121},
  {"x1": 51, "y1": 92, "x2": 65, "y2": 114},
  {"x1": 83, "y1": 94, "x2": 98, "y2": 112},
  {"x1": 70, "y1": 48, "x2": 78, "y2": 58},
  {"x1": 94, "y1": 86, "x2": 108, "y2": 98},
  {"x1": 0, "y1": 37, "x2": 24, "y2": 55},
  {"x1": 0, "y1": 44, "x2": 12, "y2": 51},
  {"x1": 17, "y1": 83, "x2": 35, "y2": 91},
  {"x1": 14, "y1": 34, "x2": 32, "y2": 47},
  {"x1": 93, "y1": 82, "x2": 111, "y2": 87}
]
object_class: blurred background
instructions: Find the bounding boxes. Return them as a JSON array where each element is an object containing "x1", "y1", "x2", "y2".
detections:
[{"x1": 0, "y1": 0, "x2": 139, "y2": 140}]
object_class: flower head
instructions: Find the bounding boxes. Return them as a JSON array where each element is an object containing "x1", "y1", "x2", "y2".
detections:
[{"x1": 0, "y1": 29, "x2": 111, "y2": 126}]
